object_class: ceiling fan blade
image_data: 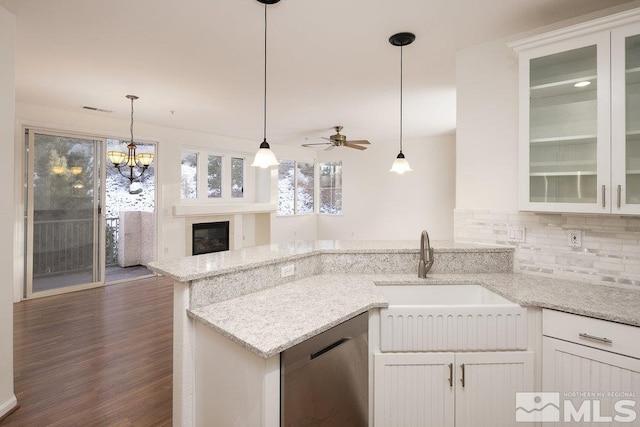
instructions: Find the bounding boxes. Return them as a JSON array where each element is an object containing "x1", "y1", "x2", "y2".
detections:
[
  {"x1": 302, "y1": 142, "x2": 332, "y2": 147},
  {"x1": 345, "y1": 142, "x2": 367, "y2": 150},
  {"x1": 324, "y1": 145, "x2": 336, "y2": 151},
  {"x1": 347, "y1": 139, "x2": 370, "y2": 145}
]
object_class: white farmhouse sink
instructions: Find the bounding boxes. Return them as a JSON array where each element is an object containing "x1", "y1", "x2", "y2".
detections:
[
  {"x1": 377, "y1": 284, "x2": 514, "y2": 306},
  {"x1": 377, "y1": 284, "x2": 527, "y2": 352}
]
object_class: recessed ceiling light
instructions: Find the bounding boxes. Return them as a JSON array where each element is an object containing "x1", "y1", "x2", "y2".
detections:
[{"x1": 574, "y1": 81, "x2": 591, "y2": 88}]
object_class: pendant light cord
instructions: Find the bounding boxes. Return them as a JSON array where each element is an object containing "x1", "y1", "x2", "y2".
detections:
[
  {"x1": 263, "y1": 3, "x2": 268, "y2": 142},
  {"x1": 399, "y1": 45, "x2": 403, "y2": 154}
]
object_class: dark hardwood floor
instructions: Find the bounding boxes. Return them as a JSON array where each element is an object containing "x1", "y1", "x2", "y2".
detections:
[{"x1": 1, "y1": 276, "x2": 173, "y2": 426}]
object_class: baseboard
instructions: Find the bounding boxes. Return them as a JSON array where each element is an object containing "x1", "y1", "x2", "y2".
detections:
[{"x1": 0, "y1": 395, "x2": 18, "y2": 421}]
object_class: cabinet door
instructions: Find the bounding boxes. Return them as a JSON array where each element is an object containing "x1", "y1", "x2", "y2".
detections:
[
  {"x1": 455, "y1": 351, "x2": 534, "y2": 427},
  {"x1": 519, "y1": 32, "x2": 611, "y2": 213},
  {"x1": 611, "y1": 22, "x2": 640, "y2": 214},
  {"x1": 373, "y1": 352, "x2": 454, "y2": 427},
  {"x1": 543, "y1": 337, "x2": 640, "y2": 426}
]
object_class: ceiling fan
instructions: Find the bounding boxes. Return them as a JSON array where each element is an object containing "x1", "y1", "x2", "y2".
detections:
[{"x1": 302, "y1": 126, "x2": 370, "y2": 151}]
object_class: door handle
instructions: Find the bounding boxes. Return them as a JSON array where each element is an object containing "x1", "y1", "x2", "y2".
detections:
[
  {"x1": 617, "y1": 185, "x2": 622, "y2": 209},
  {"x1": 448, "y1": 363, "x2": 453, "y2": 387},
  {"x1": 602, "y1": 185, "x2": 606, "y2": 208},
  {"x1": 460, "y1": 364, "x2": 465, "y2": 388},
  {"x1": 579, "y1": 332, "x2": 612, "y2": 345}
]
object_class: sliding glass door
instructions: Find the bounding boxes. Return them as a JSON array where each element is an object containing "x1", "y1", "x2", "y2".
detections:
[{"x1": 25, "y1": 129, "x2": 104, "y2": 297}]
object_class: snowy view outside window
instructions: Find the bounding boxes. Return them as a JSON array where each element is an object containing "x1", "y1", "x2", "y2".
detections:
[
  {"x1": 208, "y1": 155, "x2": 222, "y2": 198},
  {"x1": 231, "y1": 157, "x2": 244, "y2": 198},
  {"x1": 181, "y1": 152, "x2": 197, "y2": 199},
  {"x1": 278, "y1": 160, "x2": 295, "y2": 215},
  {"x1": 296, "y1": 162, "x2": 314, "y2": 214},
  {"x1": 319, "y1": 161, "x2": 342, "y2": 215},
  {"x1": 277, "y1": 160, "x2": 315, "y2": 215}
]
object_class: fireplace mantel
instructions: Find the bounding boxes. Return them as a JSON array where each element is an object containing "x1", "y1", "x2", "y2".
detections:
[{"x1": 173, "y1": 203, "x2": 276, "y2": 217}]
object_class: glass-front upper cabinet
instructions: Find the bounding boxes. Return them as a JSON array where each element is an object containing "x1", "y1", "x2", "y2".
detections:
[
  {"x1": 612, "y1": 23, "x2": 640, "y2": 214},
  {"x1": 514, "y1": 31, "x2": 611, "y2": 213},
  {"x1": 514, "y1": 11, "x2": 640, "y2": 215}
]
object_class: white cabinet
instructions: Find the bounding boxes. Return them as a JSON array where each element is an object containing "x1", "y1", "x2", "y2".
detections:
[
  {"x1": 512, "y1": 9, "x2": 640, "y2": 214},
  {"x1": 542, "y1": 309, "x2": 640, "y2": 425},
  {"x1": 373, "y1": 351, "x2": 533, "y2": 427}
]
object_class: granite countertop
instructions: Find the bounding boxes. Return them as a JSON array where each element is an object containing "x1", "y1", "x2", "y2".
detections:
[
  {"x1": 148, "y1": 240, "x2": 511, "y2": 282},
  {"x1": 188, "y1": 275, "x2": 387, "y2": 358},
  {"x1": 188, "y1": 271, "x2": 640, "y2": 359}
]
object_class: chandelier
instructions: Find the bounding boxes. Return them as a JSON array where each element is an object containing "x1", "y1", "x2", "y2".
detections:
[{"x1": 107, "y1": 95, "x2": 154, "y2": 182}]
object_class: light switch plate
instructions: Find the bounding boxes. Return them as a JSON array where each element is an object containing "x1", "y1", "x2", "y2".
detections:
[{"x1": 507, "y1": 226, "x2": 526, "y2": 243}]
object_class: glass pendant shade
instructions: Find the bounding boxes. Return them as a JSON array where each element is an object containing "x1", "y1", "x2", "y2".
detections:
[
  {"x1": 107, "y1": 150, "x2": 126, "y2": 166},
  {"x1": 136, "y1": 152, "x2": 154, "y2": 166},
  {"x1": 389, "y1": 152, "x2": 413, "y2": 174},
  {"x1": 251, "y1": 140, "x2": 279, "y2": 168}
]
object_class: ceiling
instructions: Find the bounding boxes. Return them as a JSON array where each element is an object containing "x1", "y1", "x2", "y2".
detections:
[{"x1": 1, "y1": 0, "x2": 636, "y2": 148}]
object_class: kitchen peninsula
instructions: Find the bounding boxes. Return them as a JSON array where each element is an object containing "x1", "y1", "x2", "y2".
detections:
[{"x1": 148, "y1": 240, "x2": 640, "y2": 426}]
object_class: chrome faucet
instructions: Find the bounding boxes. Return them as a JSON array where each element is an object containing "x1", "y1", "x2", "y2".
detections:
[{"x1": 418, "y1": 230, "x2": 434, "y2": 278}]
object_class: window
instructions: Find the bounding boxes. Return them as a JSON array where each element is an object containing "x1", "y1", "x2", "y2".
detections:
[
  {"x1": 296, "y1": 162, "x2": 314, "y2": 214},
  {"x1": 207, "y1": 155, "x2": 222, "y2": 198},
  {"x1": 180, "y1": 151, "x2": 245, "y2": 200},
  {"x1": 278, "y1": 160, "x2": 315, "y2": 215},
  {"x1": 231, "y1": 157, "x2": 244, "y2": 198},
  {"x1": 181, "y1": 152, "x2": 197, "y2": 199},
  {"x1": 278, "y1": 160, "x2": 295, "y2": 215},
  {"x1": 319, "y1": 161, "x2": 342, "y2": 215}
]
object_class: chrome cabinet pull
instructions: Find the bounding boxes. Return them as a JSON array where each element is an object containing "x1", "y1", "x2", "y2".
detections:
[
  {"x1": 617, "y1": 185, "x2": 622, "y2": 209},
  {"x1": 602, "y1": 185, "x2": 606, "y2": 208},
  {"x1": 460, "y1": 364, "x2": 465, "y2": 388},
  {"x1": 448, "y1": 363, "x2": 453, "y2": 387},
  {"x1": 579, "y1": 332, "x2": 612, "y2": 345}
]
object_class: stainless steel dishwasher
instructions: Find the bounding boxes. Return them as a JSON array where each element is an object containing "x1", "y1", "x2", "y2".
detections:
[{"x1": 281, "y1": 312, "x2": 368, "y2": 427}]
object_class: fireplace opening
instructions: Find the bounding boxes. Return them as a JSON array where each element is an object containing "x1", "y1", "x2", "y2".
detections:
[{"x1": 192, "y1": 221, "x2": 230, "y2": 255}]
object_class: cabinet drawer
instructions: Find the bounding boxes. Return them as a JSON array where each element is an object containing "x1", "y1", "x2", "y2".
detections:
[{"x1": 543, "y1": 309, "x2": 640, "y2": 359}]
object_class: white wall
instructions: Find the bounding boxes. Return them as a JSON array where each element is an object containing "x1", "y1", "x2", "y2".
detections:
[
  {"x1": 456, "y1": 39, "x2": 519, "y2": 211},
  {"x1": 0, "y1": 5, "x2": 17, "y2": 418},
  {"x1": 317, "y1": 134, "x2": 456, "y2": 241}
]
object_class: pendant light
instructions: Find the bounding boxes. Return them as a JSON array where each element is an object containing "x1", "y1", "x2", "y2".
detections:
[
  {"x1": 251, "y1": 0, "x2": 280, "y2": 168},
  {"x1": 389, "y1": 32, "x2": 415, "y2": 174}
]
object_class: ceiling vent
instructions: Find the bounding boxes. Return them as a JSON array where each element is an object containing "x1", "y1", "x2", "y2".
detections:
[{"x1": 82, "y1": 105, "x2": 113, "y2": 113}]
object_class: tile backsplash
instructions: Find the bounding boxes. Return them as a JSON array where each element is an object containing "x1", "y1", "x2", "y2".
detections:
[{"x1": 454, "y1": 208, "x2": 640, "y2": 287}]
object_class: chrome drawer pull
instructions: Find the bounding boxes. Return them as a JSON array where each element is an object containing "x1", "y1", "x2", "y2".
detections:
[{"x1": 579, "y1": 332, "x2": 612, "y2": 345}]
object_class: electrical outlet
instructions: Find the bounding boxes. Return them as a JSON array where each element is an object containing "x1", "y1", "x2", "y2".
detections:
[
  {"x1": 507, "y1": 226, "x2": 526, "y2": 243},
  {"x1": 567, "y1": 230, "x2": 582, "y2": 248},
  {"x1": 281, "y1": 264, "x2": 295, "y2": 278}
]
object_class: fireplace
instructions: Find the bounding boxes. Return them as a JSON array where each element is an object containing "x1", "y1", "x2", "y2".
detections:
[{"x1": 192, "y1": 221, "x2": 230, "y2": 255}]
